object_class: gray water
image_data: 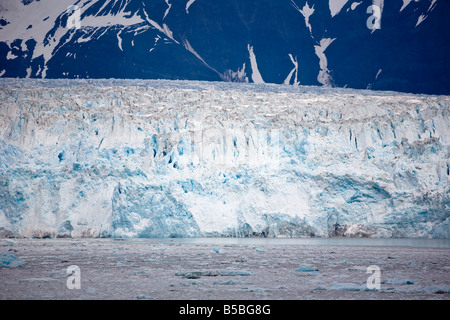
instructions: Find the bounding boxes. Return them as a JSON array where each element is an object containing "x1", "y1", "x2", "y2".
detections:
[
  {"x1": 109, "y1": 237, "x2": 450, "y2": 248},
  {"x1": 2, "y1": 237, "x2": 449, "y2": 299}
]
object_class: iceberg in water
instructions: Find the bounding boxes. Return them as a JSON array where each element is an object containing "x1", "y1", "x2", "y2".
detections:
[{"x1": 0, "y1": 79, "x2": 448, "y2": 238}]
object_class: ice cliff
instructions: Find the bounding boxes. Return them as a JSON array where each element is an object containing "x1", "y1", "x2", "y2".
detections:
[{"x1": 0, "y1": 79, "x2": 448, "y2": 238}]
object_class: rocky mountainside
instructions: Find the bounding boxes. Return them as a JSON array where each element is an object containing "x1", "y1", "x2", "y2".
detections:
[{"x1": 0, "y1": 0, "x2": 449, "y2": 94}]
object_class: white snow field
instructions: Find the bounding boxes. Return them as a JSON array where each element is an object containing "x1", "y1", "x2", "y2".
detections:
[{"x1": 0, "y1": 78, "x2": 449, "y2": 239}]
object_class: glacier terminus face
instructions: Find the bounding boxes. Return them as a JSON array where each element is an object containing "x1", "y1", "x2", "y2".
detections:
[{"x1": 0, "y1": 79, "x2": 448, "y2": 238}]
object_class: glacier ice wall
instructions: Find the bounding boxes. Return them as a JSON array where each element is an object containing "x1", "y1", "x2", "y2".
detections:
[{"x1": 0, "y1": 79, "x2": 448, "y2": 238}]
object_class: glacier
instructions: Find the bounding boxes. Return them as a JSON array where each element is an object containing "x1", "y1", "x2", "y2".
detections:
[{"x1": 0, "y1": 78, "x2": 448, "y2": 238}]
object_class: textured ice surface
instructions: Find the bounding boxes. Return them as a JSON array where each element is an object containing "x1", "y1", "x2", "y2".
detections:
[{"x1": 0, "y1": 79, "x2": 448, "y2": 238}]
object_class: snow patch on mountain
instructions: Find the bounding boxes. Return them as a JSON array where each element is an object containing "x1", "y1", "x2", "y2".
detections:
[
  {"x1": 329, "y1": 0, "x2": 349, "y2": 17},
  {"x1": 248, "y1": 45, "x2": 265, "y2": 84},
  {"x1": 142, "y1": 7, "x2": 178, "y2": 44},
  {"x1": 223, "y1": 63, "x2": 248, "y2": 83},
  {"x1": 117, "y1": 30, "x2": 123, "y2": 51},
  {"x1": 0, "y1": 0, "x2": 145, "y2": 77},
  {"x1": 284, "y1": 54, "x2": 300, "y2": 86},
  {"x1": 186, "y1": 0, "x2": 197, "y2": 14},
  {"x1": 350, "y1": 2, "x2": 362, "y2": 11},
  {"x1": 314, "y1": 38, "x2": 336, "y2": 86},
  {"x1": 400, "y1": 0, "x2": 413, "y2": 12},
  {"x1": 291, "y1": 0, "x2": 314, "y2": 34},
  {"x1": 415, "y1": 0, "x2": 438, "y2": 27},
  {"x1": 163, "y1": 0, "x2": 172, "y2": 20}
]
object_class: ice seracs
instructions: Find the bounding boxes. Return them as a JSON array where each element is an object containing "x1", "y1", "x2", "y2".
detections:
[{"x1": 0, "y1": 79, "x2": 448, "y2": 239}]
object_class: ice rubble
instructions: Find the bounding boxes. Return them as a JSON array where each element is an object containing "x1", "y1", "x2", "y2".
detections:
[{"x1": 0, "y1": 79, "x2": 448, "y2": 238}]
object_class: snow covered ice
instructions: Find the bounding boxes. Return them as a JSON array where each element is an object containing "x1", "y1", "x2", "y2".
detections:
[{"x1": 0, "y1": 78, "x2": 448, "y2": 239}]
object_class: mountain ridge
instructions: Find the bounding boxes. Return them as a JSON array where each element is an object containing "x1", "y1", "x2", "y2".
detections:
[{"x1": 0, "y1": 0, "x2": 448, "y2": 94}]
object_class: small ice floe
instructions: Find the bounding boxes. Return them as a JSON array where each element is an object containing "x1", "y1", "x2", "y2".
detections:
[
  {"x1": 19, "y1": 277, "x2": 56, "y2": 282},
  {"x1": 329, "y1": 282, "x2": 362, "y2": 291},
  {"x1": 212, "y1": 248, "x2": 226, "y2": 254},
  {"x1": 218, "y1": 270, "x2": 253, "y2": 276},
  {"x1": 312, "y1": 279, "x2": 328, "y2": 290},
  {"x1": 296, "y1": 266, "x2": 319, "y2": 272},
  {"x1": 382, "y1": 278, "x2": 416, "y2": 285},
  {"x1": 423, "y1": 286, "x2": 450, "y2": 294},
  {"x1": 176, "y1": 271, "x2": 203, "y2": 279},
  {"x1": 136, "y1": 295, "x2": 152, "y2": 300},
  {"x1": 0, "y1": 253, "x2": 24, "y2": 268},
  {"x1": 175, "y1": 269, "x2": 253, "y2": 279},
  {"x1": 213, "y1": 280, "x2": 251, "y2": 285},
  {"x1": 255, "y1": 247, "x2": 265, "y2": 253},
  {"x1": 174, "y1": 281, "x2": 202, "y2": 286},
  {"x1": 313, "y1": 286, "x2": 327, "y2": 291},
  {"x1": 295, "y1": 266, "x2": 319, "y2": 277},
  {"x1": 115, "y1": 261, "x2": 139, "y2": 268}
]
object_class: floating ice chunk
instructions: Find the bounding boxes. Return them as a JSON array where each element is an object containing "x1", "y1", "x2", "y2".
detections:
[
  {"x1": 176, "y1": 269, "x2": 253, "y2": 278},
  {"x1": 296, "y1": 266, "x2": 319, "y2": 272},
  {"x1": 329, "y1": 282, "x2": 361, "y2": 291},
  {"x1": 217, "y1": 270, "x2": 253, "y2": 276},
  {"x1": 313, "y1": 286, "x2": 327, "y2": 290},
  {"x1": 213, "y1": 280, "x2": 251, "y2": 285},
  {"x1": 383, "y1": 278, "x2": 416, "y2": 285},
  {"x1": 423, "y1": 286, "x2": 450, "y2": 294},
  {"x1": 19, "y1": 277, "x2": 56, "y2": 282},
  {"x1": 0, "y1": 253, "x2": 24, "y2": 268}
]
